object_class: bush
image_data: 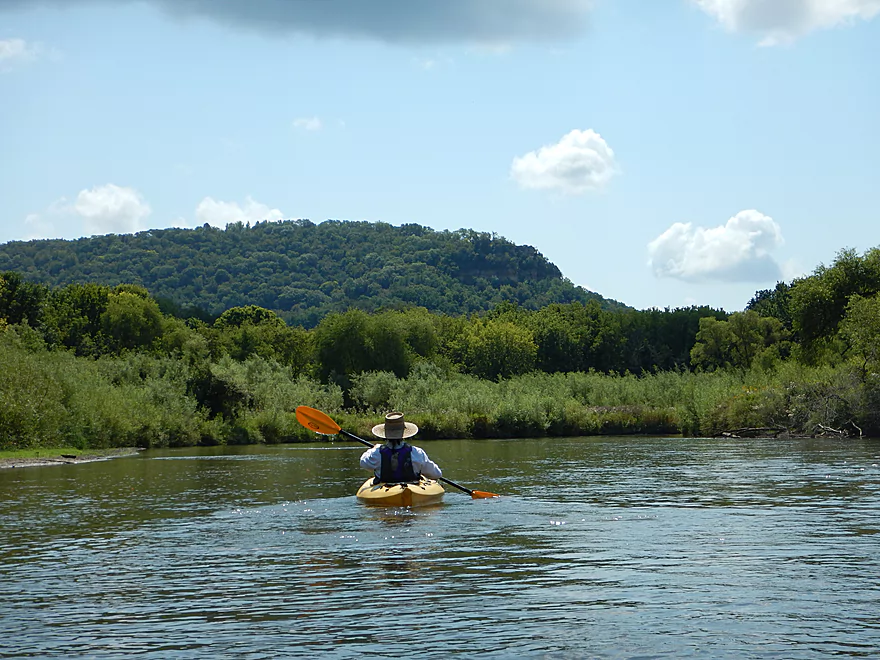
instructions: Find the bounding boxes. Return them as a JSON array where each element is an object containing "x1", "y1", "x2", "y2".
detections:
[
  {"x1": 0, "y1": 333, "x2": 67, "y2": 449},
  {"x1": 349, "y1": 370, "x2": 399, "y2": 412}
]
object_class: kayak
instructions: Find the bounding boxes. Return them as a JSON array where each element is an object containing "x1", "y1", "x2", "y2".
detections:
[{"x1": 356, "y1": 476, "x2": 445, "y2": 507}]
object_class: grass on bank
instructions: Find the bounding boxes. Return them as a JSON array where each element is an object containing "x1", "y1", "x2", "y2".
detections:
[
  {"x1": 2, "y1": 325, "x2": 876, "y2": 451},
  {"x1": 0, "y1": 447, "x2": 86, "y2": 460}
]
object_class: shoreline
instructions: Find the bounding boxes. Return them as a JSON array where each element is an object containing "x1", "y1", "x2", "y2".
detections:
[
  {"x1": 0, "y1": 428, "x2": 869, "y2": 471},
  {"x1": 0, "y1": 448, "x2": 143, "y2": 470}
]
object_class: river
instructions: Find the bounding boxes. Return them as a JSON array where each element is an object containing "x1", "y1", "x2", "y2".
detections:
[{"x1": 1, "y1": 436, "x2": 878, "y2": 659}]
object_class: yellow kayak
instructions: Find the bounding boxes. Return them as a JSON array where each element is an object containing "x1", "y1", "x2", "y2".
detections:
[{"x1": 356, "y1": 476, "x2": 445, "y2": 507}]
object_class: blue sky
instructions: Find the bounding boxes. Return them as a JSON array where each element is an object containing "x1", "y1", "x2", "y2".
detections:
[{"x1": 1, "y1": 0, "x2": 878, "y2": 312}]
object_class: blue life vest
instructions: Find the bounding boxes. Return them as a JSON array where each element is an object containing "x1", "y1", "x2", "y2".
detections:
[{"x1": 379, "y1": 443, "x2": 417, "y2": 483}]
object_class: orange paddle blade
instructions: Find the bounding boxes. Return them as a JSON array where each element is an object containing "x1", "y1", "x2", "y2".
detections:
[
  {"x1": 295, "y1": 406, "x2": 342, "y2": 435},
  {"x1": 470, "y1": 490, "x2": 500, "y2": 499}
]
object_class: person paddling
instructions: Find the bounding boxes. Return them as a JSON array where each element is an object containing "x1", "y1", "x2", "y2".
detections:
[{"x1": 359, "y1": 412, "x2": 442, "y2": 484}]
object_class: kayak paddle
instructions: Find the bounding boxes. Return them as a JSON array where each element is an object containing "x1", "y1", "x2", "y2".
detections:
[{"x1": 295, "y1": 405, "x2": 499, "y2": 499}]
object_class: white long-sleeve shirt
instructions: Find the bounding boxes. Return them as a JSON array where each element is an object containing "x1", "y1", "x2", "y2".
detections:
[{"x1": 359, "y1": 443, "x2": 443, "y2": 480}]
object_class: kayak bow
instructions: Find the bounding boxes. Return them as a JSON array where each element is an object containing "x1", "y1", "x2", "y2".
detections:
[{"x1": 356, "y1": 476, "x2": 445, "y2": 507}]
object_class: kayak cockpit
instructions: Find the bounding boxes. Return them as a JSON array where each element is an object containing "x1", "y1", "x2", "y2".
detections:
[{"x1": 355, "y1": 475, "x2": 445, "y2": 507}]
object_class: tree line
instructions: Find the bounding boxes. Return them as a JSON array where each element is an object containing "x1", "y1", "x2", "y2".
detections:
[
  {"x1": 1, "y1": 245, "x2": 879, "y2": 450},
  {"x1": 0, "y1": 268, "x2": 723, "y2": 380}
]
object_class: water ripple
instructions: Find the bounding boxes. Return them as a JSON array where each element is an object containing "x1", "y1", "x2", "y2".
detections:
[{"x1": 1, "y1": 437, "x2": 879, "y2": 658}]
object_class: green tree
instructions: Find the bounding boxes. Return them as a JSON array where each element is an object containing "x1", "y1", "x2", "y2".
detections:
[
  {"x1": 525, "y1": 302, "x2": 626, "y2": 374},
  {"x1": 41, "y1": 282, "x2": 112, "y2": 355},
  {"x1": 313, "y1": 310, "x2": 372, "y2": 385},
  {"x1": 457, "y1": 319, "x2": 537, "y2": 380},
  {"x1": 527, "y1": 304, "x2": 583, "y2": 373},
  {"x1": 313, "y1": 309, "x2": 411, "y2": 389},
  {"x1": 377, "y1": 307, "x2": 439, "y2": 360},
  {"x1": 210, "y1": 306, "x2": 312, "y2": 373},
  {"x1": 619, "y1": 305, "x2": 727, "y2": 374},
  {"x1": 788, "y1": 247, "x2": 880, "y2": 359},
  {"x1": 216, "y1": 322, "x2": 312, "y2": 372},
  {"x1": 839, "y1": 294, "x2": 880, "y2": 376},
  {"x1": 0, "y1": 271, "x2": 46, "y2": 327},
  {"x1": 100, "y1": 290, "x2": 164, "y2": 353},
  {"x1": 691, "y1": 311, "x2": 789, "y2": 372},
  {"x1": 728, "y1": 311, "x2": 789, "y2": 370},
  {"x1": 215, "y1": 305, "x2": 287, "y2": 329},
  {"x1": 690, "y1": 316, "x2": 734, "y2": 371},
  {"x1": 747, "y1": 281, "x2": 792, "y2": 330}
]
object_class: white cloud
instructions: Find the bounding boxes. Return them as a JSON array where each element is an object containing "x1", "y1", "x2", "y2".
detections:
[
  {"x1": 74, "y1": 184, "x2": 152, "y2": 235},
  {"x1": 293, "y1": 116, "x2": 322, "y2": 131},
  {"x1": 648, "y1": 209, "x2": 784, "y2": 283},
  {"x1": 10, "y1": 198, "x2": 71, "y2": 242},
  {"x1": 21, "y1": 213, "x2": 54, "y2": 241},
  {"x1": 693, "y1": 0, "x2": 880, "y2": 44},
  {"x1": 781, "y1": 257, "x2": 806, "y2": 281},
  {"x1": 0, "y1": 38, "x2": 41, "y2": 71},
  {"x1": 510, "y1": 129, "x2": 618, "y2": 195},
  {"x1": 15, "y1": 190, "x2": 285, "y2": 242},
  {"x1": 195, "y1": 196, "x2": 284, "y2": 228},
  {"x1": 17, "y1": 186, "x2": 148, "y2": 242}
]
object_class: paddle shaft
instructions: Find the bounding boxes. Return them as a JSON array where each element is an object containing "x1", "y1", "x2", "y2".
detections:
[{"x1": 338, "y1": 429, "x2": 478, "y2": 497}]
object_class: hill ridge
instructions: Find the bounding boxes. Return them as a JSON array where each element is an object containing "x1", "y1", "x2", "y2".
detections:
[{"x1": 0, "y1": 219, "x2": 624, "y2": 327}]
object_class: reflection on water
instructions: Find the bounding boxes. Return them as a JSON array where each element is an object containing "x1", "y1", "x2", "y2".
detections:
[{"x1": 1, "y1": 437, "x2": 879, "y2": 659}]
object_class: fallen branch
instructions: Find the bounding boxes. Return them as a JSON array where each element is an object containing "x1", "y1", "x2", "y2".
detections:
[{"x1": 816, "y1": 423, "x2": 849, "y2": 438}]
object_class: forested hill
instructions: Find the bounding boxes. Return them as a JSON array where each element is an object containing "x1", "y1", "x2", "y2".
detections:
[{"x1": 0, "y1": 219, "x2": 623, "y2": 327}]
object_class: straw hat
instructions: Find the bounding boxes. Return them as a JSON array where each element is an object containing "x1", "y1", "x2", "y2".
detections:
[{"x1": 372, "y1": 411, "x2": 418, "y2": 440}]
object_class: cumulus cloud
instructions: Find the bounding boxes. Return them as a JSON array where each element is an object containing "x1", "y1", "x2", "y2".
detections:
[
  {"x1": 16, "y1": 190, "x2": 285, "y2": 241},
  {"x1": 21, "y1": 212, "x2": 56, "y2": 241},
  {"x1": 0, "y1": 0, "x2": 593, "y2": 44},
  {"x1": 292, "y1": 116, "x2": 322, "y2": 131},
  {"x1": 195, "y1": 196, "x2": 284, "y2": 228},
  {"x1": 0, "y1": 38, "x2": 41, "y2": 71},
  {"x1": 648, "y1": 209, "x2": 784, "y2": 283},
  {"x1": 692, "y1": 0, "x2": 880, "y2": 44},
  {"x1": 510, "y1": 129, "x2": 618, "y2": 195},
  {"x1": 74, "y1": 184, "x2": 152, "y2": 235}
]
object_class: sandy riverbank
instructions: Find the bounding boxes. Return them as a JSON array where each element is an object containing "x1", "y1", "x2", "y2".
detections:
[{"x1": 0, "y1": 448, "x2": 143, "y2": 469}]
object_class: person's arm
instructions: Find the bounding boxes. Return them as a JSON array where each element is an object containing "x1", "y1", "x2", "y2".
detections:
[
  {"x1": 359, "y1": 444, "x2": 382, "y2": 471},
  {"x1": 410, "y1": 446, "x2": 442, "y2": 479}
]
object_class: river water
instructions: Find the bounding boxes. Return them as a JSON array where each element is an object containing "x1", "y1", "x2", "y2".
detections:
[{"x1": 1, "y1": 436, "x2": 879, "y2": 659}]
